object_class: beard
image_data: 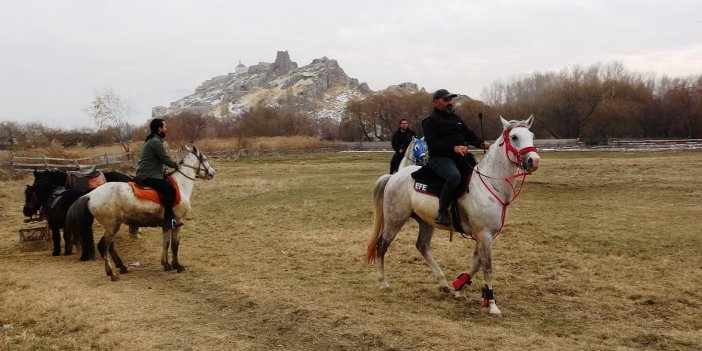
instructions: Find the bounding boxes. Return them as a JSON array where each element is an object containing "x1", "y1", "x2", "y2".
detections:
[{"x1": 158, "y1": 131, "x2": 166, "y2": 138}]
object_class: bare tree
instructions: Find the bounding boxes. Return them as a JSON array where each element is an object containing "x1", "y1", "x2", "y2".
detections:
[{"x1": 85, "y1": 88, "x2": 133, "y2": 152}]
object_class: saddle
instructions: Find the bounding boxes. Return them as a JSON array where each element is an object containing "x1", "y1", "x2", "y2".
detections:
[
  {"x1": 67, "y1": 170, "x2": 106, "y2": 193},
  {"x1": 128, "y1": 176, "x2": 181, "y2": 206},
  {"x1": 411, "y1": 156, "x2": 475, "y2": 232}
]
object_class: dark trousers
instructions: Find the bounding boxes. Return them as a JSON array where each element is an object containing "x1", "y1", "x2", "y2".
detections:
[
  {"x1": 139, "y1": 177, "x2": 176, "y2": 221},
  {"x1": 389, "y1": 151, "x2": 405, "y2": 174},
  {"x1": 428, "y1": 156, "x2": 461, "y2": 211},
  {"x1": 428, "y1": 154, "x2": 477, "y2": 211}
]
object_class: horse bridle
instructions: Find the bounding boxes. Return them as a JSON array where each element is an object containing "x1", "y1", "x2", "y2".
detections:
[
  {"x1": 499, "y1": 126, "x2": 538, "y2": 171},
  {"x1": 471, "y1": 126, "x2": 539, "y2": 239},
  {"x1": 172, "y1": 149, "x2": 209, "y2": 181}
]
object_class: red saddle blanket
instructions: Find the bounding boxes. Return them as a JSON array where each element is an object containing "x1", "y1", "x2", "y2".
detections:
[{"x1": 128, "y1": 176, "x2": 181, "y2": 206}]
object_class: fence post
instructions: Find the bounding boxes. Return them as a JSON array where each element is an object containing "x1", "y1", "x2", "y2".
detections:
[{"x1": 42, "y1": 156, "x2": 48, "y2": 168}]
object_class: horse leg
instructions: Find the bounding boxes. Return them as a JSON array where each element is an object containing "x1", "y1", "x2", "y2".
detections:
[
  {"x1": 50, "y1": 223, "x2": 61, "y2": 256},
  {"x1": 161, "y1": 228, "x2": 173, "y2": 271},
  {"x1": 374, "y1": 222, "x2": 404, "y2": 290},
  {"x1": 128, "y1": 225, "x2": 141, "y2": 239},
  {"x1": 97, "y1": 229, "x2": 121, "y2": 281},
  {"x1": 170, "y1": 227, "x2": 185, "y2": 273},
  {"x1": 415, "y1": 219, "x2": 450, "y2": 292},
  {"x1": 476, "y1": 231, "x2": 501, "y2": 315},
  {"x1": 108, "y1": 242, "x2": 128, "y2": 274},
  {"x1": 454, "y1": 244, "x2": 481, "y2": 299}
]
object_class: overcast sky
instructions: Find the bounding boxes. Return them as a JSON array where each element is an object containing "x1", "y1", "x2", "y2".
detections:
[{"x1": 1, "y1": 0, "x2": 701, "y2": 129}]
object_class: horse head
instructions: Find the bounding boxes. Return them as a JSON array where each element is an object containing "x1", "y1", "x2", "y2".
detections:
[
  {"x1": 410, "y1": 137, "x2": 428, "y2": 166},
  {"x1": 23, "y1": 185, "x2": 41, "y2": 218},
  {"x1": 499, "y1": 115, "x2": 540, "y2": 173},
  {"x1": 182, "y1": 145, "x2": 216, "y2": 180}
]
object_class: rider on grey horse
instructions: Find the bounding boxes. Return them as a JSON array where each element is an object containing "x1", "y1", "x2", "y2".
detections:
[{"x1": 422, "y1": 89, "x2": 490, "y2": 226}]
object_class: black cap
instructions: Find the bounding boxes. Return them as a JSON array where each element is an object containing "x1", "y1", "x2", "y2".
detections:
[{"x1": 432, "y1": 89, "x2": 458, "y2": 100}]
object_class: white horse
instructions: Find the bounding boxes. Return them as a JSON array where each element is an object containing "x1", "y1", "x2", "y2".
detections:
[
  {"x1": 66, "y1": 146, "x2": 215, "y2": 281},
  {"x1": 366, "y1": 115, "x2": 540, "y2": 315},
  {"x1": 398, "y1": 136, "x2": 428, "y2": 169}
]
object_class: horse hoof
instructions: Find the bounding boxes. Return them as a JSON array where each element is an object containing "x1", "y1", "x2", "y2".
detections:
[
  {"x1": 119, "y1": 266, "x2": 129, "y2": 274},
  {"x1": 454, "y1": 290, "x2": 466, "y2": 299},
  {"x1": 64, "y1": 251, "x2": 72, "y2": 256},
  {"x1": 438, "y1": 286, "x2": 451, "y2": 293},
  {"x1": 110, "y1": 275, "x2": 120, "y2": 282},
  {"x1": 52, "y1": 251, "x2": 60, "y2": 256},
  {"x1": 176, "y1": 266, "x2": 185, "y2": 273},
  {"x1": 487, "y1": 300, "x2": 502, "y2": 315},
  {"x1": 163, "y1": 263, "x2": 172, "y2": 271},
  {"x1": 380, "y1": 282, "x2": 390, "y2": 290}
]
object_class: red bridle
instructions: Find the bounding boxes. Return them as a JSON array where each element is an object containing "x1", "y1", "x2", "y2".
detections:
[{"x1": 473, "y1": 126, "x2": 538, "y2": 239}]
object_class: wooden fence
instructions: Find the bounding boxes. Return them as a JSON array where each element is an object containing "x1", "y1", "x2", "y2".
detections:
[{"x1": 8, "y1": 152, "x2": 136, "y2": 171}]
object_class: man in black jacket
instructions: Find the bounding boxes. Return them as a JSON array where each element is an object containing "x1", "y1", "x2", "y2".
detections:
[
  {"x1": 389, "y1": 119, "x2": 416, "y2": 173},
  {"x1": 422, "y1": 89, "x2": 490, "y2": 226}
]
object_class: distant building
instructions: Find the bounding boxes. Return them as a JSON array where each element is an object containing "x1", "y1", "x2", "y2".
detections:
[{"x1": 235, "y1": 60, "x2": 247, "y2": 73}]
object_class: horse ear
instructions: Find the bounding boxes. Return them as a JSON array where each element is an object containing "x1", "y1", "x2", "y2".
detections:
[
  {"x1": 525, "y1": 114, "x2": 534, "y2": 128},
  {"x1": 500, "y1": 115, "x2": 510, "y2": 130},
  {"x1": 420, "y1": 136, "x2": 425, "y2": 141},
  {"x1": 184, "y1": 144, "x2": 192, "y2": 152}
]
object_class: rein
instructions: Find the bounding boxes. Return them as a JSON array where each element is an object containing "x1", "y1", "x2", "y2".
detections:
[
  {"x1": 167, "y1": 150, "x2": 207, "y2": 181},
  {"x1": 471, "y1": 126, "x2": 537, "y2": 239}
]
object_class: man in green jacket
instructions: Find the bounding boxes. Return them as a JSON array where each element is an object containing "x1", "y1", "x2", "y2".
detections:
[{"x1": 136, "y1": 118, "x2": 181, "y2": 229}]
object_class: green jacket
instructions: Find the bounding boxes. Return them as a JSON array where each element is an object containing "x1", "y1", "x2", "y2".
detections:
[{"x1": 135, "y1": 134, "x2": 178, "y2": 180}]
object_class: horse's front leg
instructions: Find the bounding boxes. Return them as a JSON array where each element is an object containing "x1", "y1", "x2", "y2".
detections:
[
  {"x1": 477, "y1": 231, "x2": 501, "y2": 315},
  {"x1": 170, "y1": 227, "x2": 185, "y2": 273},
  {"x1": 454, "y1": 244, "x2": 481, "y2": 299},
  {"x1": 161, "y1": 227, "x2": 172, "y2": 271}
]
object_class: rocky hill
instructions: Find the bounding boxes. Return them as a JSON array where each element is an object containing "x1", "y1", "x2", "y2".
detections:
[{"x1": 154, "y1": 51, "x2": 388, "y2": 121}]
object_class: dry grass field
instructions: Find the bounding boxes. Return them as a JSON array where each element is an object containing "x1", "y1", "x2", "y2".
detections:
[{"x1": 1, "y1": 150, "x2": 700, "y2": 350}]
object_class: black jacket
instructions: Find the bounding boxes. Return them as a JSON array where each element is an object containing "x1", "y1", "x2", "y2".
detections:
[
  {"x1": 422, "y1": 108, "x2": 483, "y2": 157},
  {"x1": 391, "y1": 128, "x2": 416, "y2": 153}
]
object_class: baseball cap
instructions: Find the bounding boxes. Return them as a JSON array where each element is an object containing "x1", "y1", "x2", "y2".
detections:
[{"x1": 432, "y1": 89, "x2": 458, "y2": 100}]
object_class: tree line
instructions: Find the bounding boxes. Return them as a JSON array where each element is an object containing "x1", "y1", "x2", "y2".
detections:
[{"x1": 1, "y1": 61, "x2": 700, "y2": 150}]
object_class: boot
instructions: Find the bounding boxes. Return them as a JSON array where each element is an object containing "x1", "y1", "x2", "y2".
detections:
[
  {"x1": 163, "y1": 218, "x2": 184, "y2": 229},
  {"x1": 434, "y1": 209, "x2": 452, "y2": 226}
]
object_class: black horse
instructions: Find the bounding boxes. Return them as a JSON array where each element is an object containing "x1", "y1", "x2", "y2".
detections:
[{"x1": 23, "y1": 169, "x2": 137, "y2": 258}]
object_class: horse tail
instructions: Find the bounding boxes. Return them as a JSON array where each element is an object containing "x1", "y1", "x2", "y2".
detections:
[
  {"x1": 366, "y1": 174, "x2": 392, "y2": 263},
  {"x1": 65, "y1": 196, "x2": 95, "y2": 261}
]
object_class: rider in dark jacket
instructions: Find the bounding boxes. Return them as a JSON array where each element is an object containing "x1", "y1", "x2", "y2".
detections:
[
  {"x1": 389, "y1": 119, "x2": 416, "y2": 173},
  {"x1": 422, "y1": 89, "x2": 489, "y2": 226}
]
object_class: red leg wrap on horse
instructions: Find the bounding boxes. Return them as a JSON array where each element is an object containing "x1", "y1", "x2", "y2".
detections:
[{"x1": 452, "y1": 273, "x2": 472, "y2": 290}]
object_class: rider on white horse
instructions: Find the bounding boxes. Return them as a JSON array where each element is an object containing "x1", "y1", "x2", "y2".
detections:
[
  {"x1": 389, "y1": 118, "x2": 416, "y2": 174},
  {"x1": 422, "y1": 89, "x2": 490, "y2": 226},
  {"x1": 135, "y1": 118, "x2": 181, "y2": 229}
]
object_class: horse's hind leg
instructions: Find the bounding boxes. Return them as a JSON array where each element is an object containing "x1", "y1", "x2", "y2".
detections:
[
  {"x1": 170, "y1": 227, "x2": 185, "y2": 273},
  {"x1": 50, "y1": 224, "x2": 61, "y2": 256},
  {"x1": 128, "y1": 225, "x2": 141, "y2": 239},
  {"x1": 415, "y1": 219, "x2": 450, "y2": 292},
  {"x1": 161, "y1": 228, "x2": 173, "y2": 271},
  {"x1": 97, "y1": 229, "x2": 121, "y2": 281},
  {"x1": 375, "y1": 222, "x2": 404, "y2": 290},
  {"x1": 108, "y1": 243, "x2": 128, "y2": 274}
]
